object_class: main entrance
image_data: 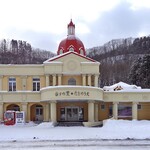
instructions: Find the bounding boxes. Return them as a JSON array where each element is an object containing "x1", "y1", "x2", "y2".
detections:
[{"x1": 60, "y1": 107, "x2": 84, "y2": 121}]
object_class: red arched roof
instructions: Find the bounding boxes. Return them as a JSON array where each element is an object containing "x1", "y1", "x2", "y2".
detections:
[
  {"x1": 57, "y1": 35, "x2": 86, "y2": 55},
  {"x1": 57, "y1": 20, "x2": 86, "y2": 56}
]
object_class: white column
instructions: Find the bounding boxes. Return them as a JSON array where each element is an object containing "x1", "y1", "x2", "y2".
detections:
[
  {"x1": 88, "y1": 101, "x2": 95, "y2": 122},
  {"x1": 46, "y1": 75, "x2": 49, "y2": 86},
  {"x1": 88, "y1": 75, "x2": 91, "y2": 86},
  {"x1": 58, "y1": 74, "x2": 62, "y2": 85},
  {"x1": 113, "y1": 102, "x2": 118, "y2": 119},
  {"x1": 50, "y1": 101, "x2": 57, "y2": 122},
  {"x1": 94, "y1": 75, "x2": 99, "y2": 87},
  {"x1": 53, "y1": 75, "x2": 56, "y2": 86},
  {"x1": 95, "y1": 103, "x2": 99, "y2": 121},
  {"x1": 0, "y1": 102, "x2": 3, "y2": 121},
  {"x1": 21, "y1": 102, "x2": 28, "y2": 121},
  {"x1": 82, "y1": 74, "x2": 86, "y2": 86},
  {"x1": 44, "y1": 103, "x2": 49, "y2": 121},
  {"x1": 132, "y1": 102, "x2": 138, "y2": 120},
  {"x1": 0, "y1": 76, "x2": 3, "y2": 91}
]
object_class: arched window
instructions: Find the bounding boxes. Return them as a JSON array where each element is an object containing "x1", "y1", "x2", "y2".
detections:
[
  {"x1": 80, "y1": 49, "x2": 84, "y2": 55},
  {"x1": 59, "y1": 49, "x2": 63, "y2": 54},
  {"x1": 69, "y1": 47, "x2": 74, "y2": 52},
  {"x1": 68, "y1": 78, "x2": 76, "y2": 85}
]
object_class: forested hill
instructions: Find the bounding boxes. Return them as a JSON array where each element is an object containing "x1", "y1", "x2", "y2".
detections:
[
  {"x1": 87, "y1": 36, "x2": 150, "y2": 88},
  {"x1": 0, "y1": 36, "x2": 150, "y2": 88},
  {"x1": 0, "y1": 39, "x2": 55, "y2": 64}
]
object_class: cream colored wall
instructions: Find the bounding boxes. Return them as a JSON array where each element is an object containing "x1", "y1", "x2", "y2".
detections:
[
  {"x1": 40, "y1": 76, "x2": 46, "y2": 88},
  {"x1": 44, "y1": 53, "x2": 100, "y2": 75},
  {"x1": 98, "y1": 102, "x2": 112, "y2": 121},
  {"x1": 16, "y1": 76, "x2": 22, "y2": 90},
  {"x1": 103, "y1": 92, "x2": 150, "y2": 102},
  {"x1": 0, "y1": 65, "x2": 44, "y2": 76},
  {"x1": 138, "y1": 102, "x2": 150, "y2": 120},
  {"x1": 26, "y1": 76, "x2": 32, "y2": 90},
  {"x1": 2, "y1": 76, "x2": 8, "y2": 91}
]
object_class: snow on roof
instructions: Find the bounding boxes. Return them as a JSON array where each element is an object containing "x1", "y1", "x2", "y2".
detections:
[{"x1": 103, "y1": 81, "x2": 141, "y2": 91}]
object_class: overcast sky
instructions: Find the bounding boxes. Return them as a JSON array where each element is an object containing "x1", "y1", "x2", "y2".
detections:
[{"x1": 0, "y1": 0, "x2": 150, "y2": 53}]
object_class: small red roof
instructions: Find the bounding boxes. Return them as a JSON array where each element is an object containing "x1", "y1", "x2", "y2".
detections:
[
  {"x1": 57, "y1": 20, "x2": 86, "y2": 56},
  {"x1": 68, "y1": 19, "x2": 75, "y2": 28}
]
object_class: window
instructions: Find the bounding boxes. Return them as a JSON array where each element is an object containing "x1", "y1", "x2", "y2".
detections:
[
  {"x1": 68, "y1": 78, "x2": 76, "y2": 85},
  {"x1": 33, "y1": 78, "x2": 40, "y2": 91},
  {"x1": 13, "y1": 105, "x2": 20, "y2": 111},
  {"x1": 9, "y1": 77, "x2": 16, "y2": 91},
  {"x1": 80, "y1": 49, "x2": 84, "y2": 55},
  {"x1": 59, "y1": 49, "x2": 63, "y2": 54},
  {"x1": 101, "y1": 104, "x2": 105, "y2": 110},
  {"x1": 69, "y1": 47, "x2": 74, "y2": 52},
  {"x1": 138, "y1": 104, "x2": 142, "y2": 110},
  {"x1": 118, "y1": 104, "x2": 132, "y2": 118}
]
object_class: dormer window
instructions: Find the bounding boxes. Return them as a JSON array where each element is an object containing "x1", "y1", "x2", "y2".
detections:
[
  {"x1": 69, "y1": 47, "x2": 74, "y2": 52},
  {"x1": 59, "y1": 49, "x2": 63, "y2": 54},
  {"x1": 80, "y1": 49, "x2": 84, "y2": 55}
]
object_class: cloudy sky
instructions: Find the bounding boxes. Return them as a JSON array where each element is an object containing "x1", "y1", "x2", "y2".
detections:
[{"x1": 0, "y1": 0, "x2": 150, "y2": 53}]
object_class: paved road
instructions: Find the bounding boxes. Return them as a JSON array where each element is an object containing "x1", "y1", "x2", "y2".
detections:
[{"x1": 1, "y1": 139, "x2": 150, "y2": 150}]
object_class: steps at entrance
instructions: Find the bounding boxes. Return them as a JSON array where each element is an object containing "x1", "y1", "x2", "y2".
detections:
[{"x1": 57, "y1": 122, "x2": 83, "y2": 127}]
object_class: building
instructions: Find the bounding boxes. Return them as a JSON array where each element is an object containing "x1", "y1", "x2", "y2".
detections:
[{"x1": 0, "y1": 20, "x2": 150, "y2": 126}]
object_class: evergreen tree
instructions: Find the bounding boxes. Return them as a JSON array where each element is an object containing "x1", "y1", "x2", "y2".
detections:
[{"x1": 129, "y1": 55, "x2": 150, "y2": 88}]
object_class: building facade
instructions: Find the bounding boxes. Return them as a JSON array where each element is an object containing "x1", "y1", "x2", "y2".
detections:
[{"x1": 0, "y1": 20, "x2": 150, "y2": 126}]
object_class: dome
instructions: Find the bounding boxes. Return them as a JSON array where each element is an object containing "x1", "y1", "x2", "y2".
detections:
[{"x1": 57, "y1": 20, "x2": 86, "y2": 56}]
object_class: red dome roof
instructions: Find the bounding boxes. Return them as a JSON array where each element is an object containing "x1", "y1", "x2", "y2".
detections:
[{"x1": 57, "y1": 20, "x2": 86, "y2": 56}]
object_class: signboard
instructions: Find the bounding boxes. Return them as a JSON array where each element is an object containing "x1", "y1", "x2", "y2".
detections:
[{"x1": 55, "y1": 90, "x2": 90, "y2": 97}]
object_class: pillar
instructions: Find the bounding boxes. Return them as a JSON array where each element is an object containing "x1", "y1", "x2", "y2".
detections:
[
  {"x1": 0, "y1": 102, "x2": 3, "y2": 121},
  {"x1": 46, "y1": 75, "x2": 50, "y2": 86},
  {"x1": 88, "y1": 101, "x2": 95, "y2": 122},
  {"x1": 132, "y1": 102, "x2": 138, "y2": 120},
  {"x1": 53, "y1": 75, "x2": 56, "y2": 86},
  {"x1": 21, "y1": 102, "x2": 28, "y2": 121},
  {"x1": 113, "y1": 102, "x2": 118, "y2": 119},
  {"x1": 58, "y1": 74, "x2": 62, "y2": 85},
  {"x1": 50, "y1": 101, "x2": 57, "y2": 122},
  {"x1": 94, "y1": 74, "x2": 99, "y2": 87},
  {"x1": 0, "y1": 76, "x2": 3, "y2": 91},
  {"x1": 44, "y1": 103, "x2": 49, "y2": 121},
  {"x1": 82, "y1": 74, "x2": 86, "y2": 86},
  {"x1": 95, "y1": 103, "x2": 99, "y2": 121},
  {"x1": 88, "y1": 75, "x2": 91, "y2": 86}
]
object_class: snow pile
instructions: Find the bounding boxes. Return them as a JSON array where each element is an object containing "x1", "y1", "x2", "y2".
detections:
[
  {"x1": 1, "y1": 119, "x2": 150, "y2": 141},
  {"x1": 101, "y1": 119, "x2": 150, "y2": 139},
  {"x1": 35, "y1": 122, "x2": 54, "y2": 128},
  {"x1": 103, "y1": 81, "x2": 141, "y2": 91}
]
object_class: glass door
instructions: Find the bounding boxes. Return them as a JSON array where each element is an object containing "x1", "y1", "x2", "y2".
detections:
[
  {"x1": 35, "y1": 105, "x2": 43, "y2": 121},
  {"x1": 66, "y1": 107, "x2": 79, "y2": 121},
  {"x1": 60, "y1": 107, "x2": 84, "y2": 121}
]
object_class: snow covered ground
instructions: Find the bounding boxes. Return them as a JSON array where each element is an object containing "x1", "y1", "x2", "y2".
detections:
[
  {"x1": 1, "y1": 119, "x2": 150, "y2": 149},
  {"x1": 1, "y1": 119, "x2": 150, "y2": 141}
]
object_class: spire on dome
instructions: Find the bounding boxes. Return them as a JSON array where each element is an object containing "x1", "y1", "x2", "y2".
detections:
[
  {"x1": 67, "y1": 19, "x2": 75, "y2": 35},
  {"x1": 57, "y1": 20, "x2": 86, "y2": 56}
]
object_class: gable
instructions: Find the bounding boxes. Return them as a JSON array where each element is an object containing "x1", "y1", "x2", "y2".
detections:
[
  {"x1": 43, "y1": 52, "x2": 100, "y2": 75},
  {"x1": 44, "y1": 51, "x2": 96, "y2": 63}
]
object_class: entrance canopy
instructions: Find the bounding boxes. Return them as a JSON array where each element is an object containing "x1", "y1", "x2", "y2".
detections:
[{"x1": 40, "y1": 86, "x2": 103, "y2": 102}]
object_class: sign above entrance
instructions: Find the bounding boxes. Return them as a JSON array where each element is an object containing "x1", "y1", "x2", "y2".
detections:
[{"x1": 55, "y1": 90, "x2": 90, "y2": 97}]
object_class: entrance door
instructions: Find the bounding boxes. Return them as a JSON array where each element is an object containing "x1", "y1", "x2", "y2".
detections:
[
  {"x1": 66, "y1": 107, "x2": 79, "y2": 121},
  {"x1": 35, "y1": 105, "x2": 43, "y2": 122}
]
